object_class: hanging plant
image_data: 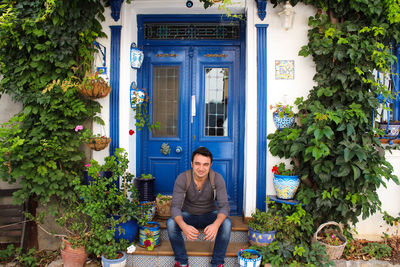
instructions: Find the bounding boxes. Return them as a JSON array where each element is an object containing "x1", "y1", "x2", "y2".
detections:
[{"x1": 131, "y1": 87, "x2": 160, "y2": 132}]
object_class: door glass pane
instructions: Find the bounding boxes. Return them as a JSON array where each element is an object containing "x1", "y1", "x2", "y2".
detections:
[
  {"x1": 153, "y1": 66, "x2": 179, "y2": 137},
  {"x1": 204, "y1": 68, "x2": 229, "y2": 136}
]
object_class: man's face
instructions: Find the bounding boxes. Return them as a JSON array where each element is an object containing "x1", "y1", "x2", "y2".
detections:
[{"x1": 191, "y1": 154, "x2": 212, "y2": 180}]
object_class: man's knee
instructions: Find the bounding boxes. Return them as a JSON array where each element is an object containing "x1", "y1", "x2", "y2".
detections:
[
  {"x1": 221, "y1": 217, "x2": 232, "y2": 233},
  {"x1": 166, "y1": 217, "x2": 177, "y2": 231}
]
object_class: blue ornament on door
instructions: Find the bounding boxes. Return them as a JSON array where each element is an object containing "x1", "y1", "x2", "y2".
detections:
[{"x1": 130, "y1": 43, "x2": 144, "y2": 69}]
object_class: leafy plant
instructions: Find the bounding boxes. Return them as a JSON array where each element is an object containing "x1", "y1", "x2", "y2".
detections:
[
  {"x1": 272, "y1": 162, "x2": 296, "y2": 176},
  {"x1": 270, "y1": 103, "x2": 295, "y2": 118},
  {"x1": 0, "y1": 0, "x2": 106, "y2": 206},
  {"x1": 139, "y1": 173, "x2": 154, "y2": 179},
  {"x1": 267, "y1": 0, "x2": 400, "y2": 229},
  {"x1": 247, "y1": 208, "x2": 284, "y2": 233},
  {"x1": 361, "y1": 242, "x2": 392, "y2": 259},
  {"x1": 239, "y1": 249, "x2": 260, "y2": 259}
]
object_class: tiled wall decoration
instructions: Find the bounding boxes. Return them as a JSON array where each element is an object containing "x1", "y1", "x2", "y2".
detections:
[{"x1": 275, "y1": 60, "x2": 295, "y2": 80}]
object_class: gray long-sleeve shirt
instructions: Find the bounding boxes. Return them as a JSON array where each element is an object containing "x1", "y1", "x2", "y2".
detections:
[{"x1": 170, "y1": 170, "x2": 230, "y2": 218}]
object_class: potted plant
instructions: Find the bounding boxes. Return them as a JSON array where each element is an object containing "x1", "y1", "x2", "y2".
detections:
[
  {"x1": 312, "y1": 221, "x2": 347, "y2": 260},
  {"x1": 75, "y1": 124, "x2": 111, "y2": 152},
  {"x1": 78, "y1": 71, "x2": 111, "y2": 99},
  {"x1": 238, "y1": 249, "x2": 262, "y2": 267},
  {"x1": 138, "y1": 222, "x2": 161, "y2": 250},
  {"x1": 134, "y1": 173, "x2": 155, "y2": 202},
  {"x1": 272, "y1": 163, "x2": 300, "y2": 200},
  {"x1": 74, "y1": 148, "x2": 150, "y2": 266},
  {"x1": 270, "y1": 102, "x2": 295, "y2": 130},
  {"x1": 247, "y1": 209, "x2": 280, "y2": 247},
  {"x1": 155, "y1": 193, "x2": 173, "y2": 219}
]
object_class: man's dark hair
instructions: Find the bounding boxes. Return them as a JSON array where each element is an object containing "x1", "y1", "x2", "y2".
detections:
[{"x1": 191, "y1": 147, "x2": 213, "y2": 163}]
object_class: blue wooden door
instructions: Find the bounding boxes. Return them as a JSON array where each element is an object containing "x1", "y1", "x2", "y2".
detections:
[{"x1": 139, "y1": 45, "x2": 241, "y2": 215}]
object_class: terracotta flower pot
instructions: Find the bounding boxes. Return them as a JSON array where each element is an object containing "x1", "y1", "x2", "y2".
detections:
[{"x1": 60, "y1": 239, "x2": 88, "y2": 267}]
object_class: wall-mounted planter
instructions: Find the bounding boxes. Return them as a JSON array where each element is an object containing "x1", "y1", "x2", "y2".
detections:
[
  {"x1": 273, "y1": 112, "x2": 295, "y2": 130},
  {"x1": 273, "y1": 174, "x2": 300, "y2": 200}
]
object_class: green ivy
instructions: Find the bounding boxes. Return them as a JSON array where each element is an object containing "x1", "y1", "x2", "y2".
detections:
[
  {"x1": 0, "y1": 0, "x2": 106, "y2": 204},
  {"x1": 268, "y1": 0, "x2": 400, "y2": 228}
]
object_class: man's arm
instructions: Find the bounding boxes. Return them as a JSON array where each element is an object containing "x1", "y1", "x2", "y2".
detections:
[
  {"x1": 204, "y1": 173, "x2": 230, "y2": 241},
  {"x1": 174, "y1": 215, "x2": 200, "y2": 241},
  {"x1": 170, "y1": 173, "x2": 200, "y2": 241},
  {"x1": 203, "y1": 213, "x2": 227, "y2": 241}
]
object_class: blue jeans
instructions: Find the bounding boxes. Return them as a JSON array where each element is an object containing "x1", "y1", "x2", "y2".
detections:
[{"x1": 166, "y1": 210, "x2": 232, "y2": 267}]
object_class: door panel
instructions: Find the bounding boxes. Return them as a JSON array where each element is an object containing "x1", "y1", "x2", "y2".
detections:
[
  {"x1": 193, "y1": 47, "x2": 240, "y2": 214},
  {"x1": 141, "y1": 47, "x2": 190, "y2": 195},
  {"x1": 140, "y1": 46, "x2": 240, "y2": 215}
]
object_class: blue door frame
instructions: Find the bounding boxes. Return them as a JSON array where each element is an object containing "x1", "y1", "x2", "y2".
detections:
[{"x1": 136, "y1": 15, "x2": 246, "y2": 215}]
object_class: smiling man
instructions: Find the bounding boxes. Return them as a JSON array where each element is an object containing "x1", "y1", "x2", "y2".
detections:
[{"x1": 167, "y1": 147, "x2": 231, "y2": 267}]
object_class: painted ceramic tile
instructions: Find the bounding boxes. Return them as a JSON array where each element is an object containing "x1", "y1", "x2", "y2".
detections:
[{"x1": 275, "y1": 60, "x2": 295, "y2": 80}]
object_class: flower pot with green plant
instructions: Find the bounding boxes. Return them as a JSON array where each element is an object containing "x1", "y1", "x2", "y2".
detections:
[
  {"x1": 134, "y1": 173, "x2": 155, "y2": 202},
  {"x1": 78, "y1": 71, "x2": 111, "y2": 99},
  {"x1": 312, "y1": 221, "x2": 347, "y2": 260},
  {"x1": 238, "y1": 249, "x2": 262, "y2": 267},
  {"x1": 155, "y1": 193, "x2": 173, "y2": 219},
  {"x1": 272, "y1": 163, "x2": 300, "y2": 200},
  {"x1": 270, "y1": 103, "x2": 295, "y2": 130},
  {"x1": 73, "y1": 148, "x2": 150, "y2": 264},
  {"x1": 247, "y1": 209, "x2": 281, "y2": 247}
]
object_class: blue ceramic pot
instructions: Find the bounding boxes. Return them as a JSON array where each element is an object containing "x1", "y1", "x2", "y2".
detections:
[
  {"x1": 273, "y1": 112, "x2": 295, "y2": 130},
  {"x1": 139, "y1": 222, "x2": 160, "y2": 248},
  {"x1": 248, "y1": 227, "x2": 276, "y2": 246},
  {"x1": 113, "y1": 215, "x2": 139, "y2": 243},
  {"x1": 273, "y1": 174, "x2": 300, "y2": 200},
  {"x1": 83, "y1": 171, "x2": 119, "y2": 190},
  {"x1": 101, "y1": 251, "x2": 126, "y2": 267},
  {"x1": 238, "y1": 249, "x2": 262, "y2": 267}
]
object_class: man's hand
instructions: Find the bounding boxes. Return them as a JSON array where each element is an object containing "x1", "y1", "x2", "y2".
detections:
[
  {"x1": 204, "y1": 223, "x2": 219, "y2": 241},
  {"x1": 182, "y1": 224, "x2": 200, "y2": 241}
]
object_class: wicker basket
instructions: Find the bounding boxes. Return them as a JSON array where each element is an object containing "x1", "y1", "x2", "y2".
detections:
[
  {"x1": 86, "y1": 136, "x2": 111, "y2": 151},
  {"x1": 312, "y1": 221, "x2": 347, "y2": 260},
  {"x1": 79, "y1": 79, "x2": 111, "y2": 99},
  {"x1": 155, "y1": 195, "x2": 172, "y2": 219}
]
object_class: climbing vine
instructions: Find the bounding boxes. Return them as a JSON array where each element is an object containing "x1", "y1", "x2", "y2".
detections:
[
  {"x1": 268, "y1": 0, "x2": 400, "y2": 227},
  {"x1": 0, "y1": 0, "x2": 106, "y2": 204}
]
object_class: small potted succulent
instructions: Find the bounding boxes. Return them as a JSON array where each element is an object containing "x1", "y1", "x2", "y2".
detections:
[
  {"x1": 270, "y1": 102, "x2": 295, "y2": 130},
  {"x1": 272, "y1": 163, "x2": 300, "y2": 200}
]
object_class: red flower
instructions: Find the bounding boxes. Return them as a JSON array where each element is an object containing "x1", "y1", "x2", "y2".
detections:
[
  {"x1": 272, "y1": 166, "x2": 279, "y2": 175},
  {"x1": 129, "y1": 129, "x2": 135, "y2": 135},
  {"x1": 144, "y1": 239, "x2": 151, "y2": 248}
]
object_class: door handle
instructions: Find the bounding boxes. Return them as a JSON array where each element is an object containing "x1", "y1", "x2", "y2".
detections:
[
  {"x1": 191, "y1": 95, "x2": 196, "y2": 123},
  {"x1": 175, "y1": 146, "x2": 183, "y2": 154}
]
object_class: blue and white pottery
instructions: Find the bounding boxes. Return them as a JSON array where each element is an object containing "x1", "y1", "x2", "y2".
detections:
[
  {"x1": 378, "y1": 122, "x2": 400, "y2": 138},
  {"x1": 101, "y1": 251, "x2": 126, "y2": 267},
  {"x1": 273, "y1": 112, "x2": 295, "y2": 130},
  {"x1": 273, "y1": 174, "x2": 300, "y2": 200},
  {"x1": 139, "y1": 222, "x2": 161, "y2": 247},
  {"x1": 130, "y1": 43, "x2": 144, "y2": 69},
  {"x1": 130, "y1": 83, "x2": 146, "y2": 108},
  {"x1": 248, "y1": 227, "x2": 276, "y2": 247},
  {"x1": 238, "y1": 249, "x2": 262, "y2": 267}
]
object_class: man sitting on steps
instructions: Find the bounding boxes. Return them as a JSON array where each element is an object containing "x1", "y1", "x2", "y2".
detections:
[{"x1": 167, "y1": 147, "x2": 232, "y2": 267}]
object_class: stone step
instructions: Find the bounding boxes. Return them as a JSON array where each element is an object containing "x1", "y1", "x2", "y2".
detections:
[
  {"x1": 127, "y1": 240, "x2": 249, "y2": 267},
  {"x1": 127, "y1": 216, "x2": 249, "y2": 267}
]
